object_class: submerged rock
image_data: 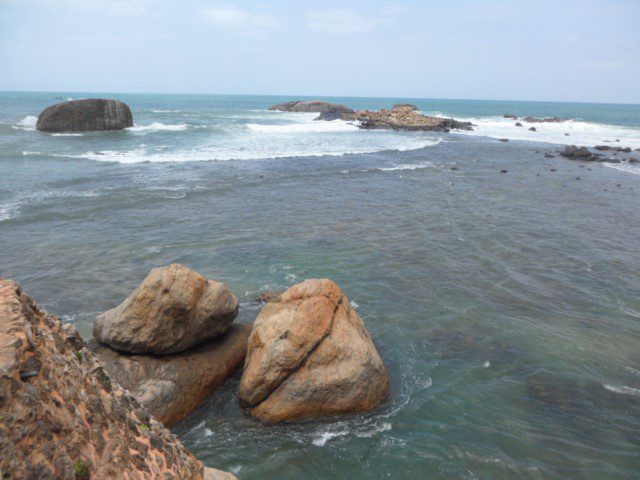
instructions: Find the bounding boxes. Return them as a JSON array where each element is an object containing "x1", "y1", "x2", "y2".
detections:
[
  {"x1": 36, "y1": 98, "x2": 133, "y2": 132},
  {"x1": 255, "y1": 290, "x2": 284, "y2": 303},
  {"x1": 503, "y1": 114, "x2": 518, "y2": 119},
  {"x1": 0, "y1": 278, "x2": 234, "y2": 479},
  {"x1": 239, "y1": 279, "x2": 388, "y2": 422},
  {"x1": 523, "y1": 116, "x2": 565, "y2": 123},
  {"x1": 94, "y1": 264, "x2": 239, "y2": 355},
  {"x1": 90, "y1": 324, "x2": 251, "y2": 426}
]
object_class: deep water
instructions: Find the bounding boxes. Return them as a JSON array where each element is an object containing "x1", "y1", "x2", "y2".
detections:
[{"x1": 1, "y1": 92, "x2": 640, "y2": 479}]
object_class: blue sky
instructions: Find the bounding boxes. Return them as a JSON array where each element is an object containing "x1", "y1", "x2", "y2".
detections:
[{"x1": 0, "y1": 0, "x2": 638, "y2": 103}]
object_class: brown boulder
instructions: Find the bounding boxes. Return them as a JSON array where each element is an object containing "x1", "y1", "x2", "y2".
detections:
[
  {"x1": 353, "y1": 104, "x2": 473, "y2": 132},
  {"x1": 36, "y1": 98, "x2": 133, "y2": 132},
  {"x1": 94, "y1": 264, "x2": 239, "y2": 355},
  {"x1": 239, "y1": 279, "x2": 388, "y2": 422},
  {"x1": 0, "y1": 278, "x2": 234, "y2": 479},
  {"x1": 90, "y1": 323, "x2": 251, "y2": 426}
]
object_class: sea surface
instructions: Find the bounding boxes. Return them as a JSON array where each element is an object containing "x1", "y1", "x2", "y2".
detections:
[{"x1": 1, "y1": 92, "x2": 640, "y2": 479}]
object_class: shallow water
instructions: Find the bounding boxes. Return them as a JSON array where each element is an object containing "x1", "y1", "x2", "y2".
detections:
[{"x1": 1, "y1": 93, "x2": 640, "y2": 479}]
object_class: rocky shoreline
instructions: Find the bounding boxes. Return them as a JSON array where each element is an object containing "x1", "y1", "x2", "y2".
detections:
[{"x1": 1, "y1": 265, "x2": 389, "y2": 478}]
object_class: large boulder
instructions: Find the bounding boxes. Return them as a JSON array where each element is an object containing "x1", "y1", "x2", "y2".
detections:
[
  {"x1": 94, "y1": 264, "x2": 239, "y2": 355},
  {"x1": 90, "y1": 323, "x2": 251, "y2": 426},
  {"x1": 36, "y1": 98, "x2": 133, "y2": 132},
  {"x1": 0, "y1": 278, "x2": 236, "y2": 479},
  {"x1": 239, "y1": 279, "x2": 388, "y2": 422},
  {"x1": 269, "y1": 100, "x2": 354, "y2": 115}
]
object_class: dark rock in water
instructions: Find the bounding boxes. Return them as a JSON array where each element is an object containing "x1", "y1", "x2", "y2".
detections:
[
  {"x1": 528, "y1": 127, "x2": 537, "y2": 131},
  {"x1": 503, "y1": 114, "x2": 518, "y2": 119},
  {"x1": 544, "y1": 153, "x2": 555, "y2": 158},
  {"x1": 628, "y1": 157, "x2": 639, "y2": 163},
  {"x1": 523, "y1": 116, "x2": 565, "y2": 123},
  {"x1": 37, "y1": 99, "x2": 133, "y2": 132},
  {"x1": 560, "y1": 145, "x2": 595, "y2": 160},
  {"x1": 515, "y1": 122, "x2": 523, "y2": 127},
  {"x1": 316, "y1": 106, "x2": 357, "y2": 121},
  {"x1": 560, "y1": 145, "x2": 607, "y2": 162},
  {"x1": 450, "y1": 166, "x2": 459, "y2": 171},
  {"x1": 596, "y1": 145, "x2": 631, "y2": 153},
  {"x1": 595, "y1": 145, "x2": 612, "y2": 151},
  {"x1": 550, "y1": 168, "x2": 556, "y2": 172},
  {"x1": 500, "y1": 169, "x2": 508, "y2": 173},
  {"x1": 564, "y1": 133, "x2": 570, "y2": 136},
  {"x1": 269, "y1": 100, "x2": 354, "y2": 115},
  {"x1": 498, "y1": 138, "x2": 509, "y2": 142},
  {"x1": 255, "y1": 290, "x2": 284, "y2": 303}
]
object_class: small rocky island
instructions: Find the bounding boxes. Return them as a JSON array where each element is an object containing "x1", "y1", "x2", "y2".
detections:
[
  {"x1": 36, "y1": 98, "x2": 133, "y2": 132},
  {"x1": 270, "y1": 100, "x2": 473, "y2": 132}
]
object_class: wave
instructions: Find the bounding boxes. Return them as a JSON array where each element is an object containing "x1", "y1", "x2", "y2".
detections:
[
  {"x1": 151, "y1": 109, "x2": 180, "y2": 113},
  {"x1": 603, "y1": 383, "x2": 640, "y2": 397},
  {"x1": 246, "y1": 119, "x2": 359, "y2": 134},
  {"x1": 12, "y1": 115, "x2": 38, "y2": 131},
  {"x1": 603, "y1": 162, "x2": 640, "y2": 176},
  {"x1": 437, "y1": 114, "x2": 640, "y2": 150},
  {"x1": 127, "y1": 122, "x2": 190, "y2": 132},
  {"x1": 51, "y1": 133, "x2": 84, "y2": 137},
  {"x1": 22, "y1": 138, "x2": 441, "y2": 164}
]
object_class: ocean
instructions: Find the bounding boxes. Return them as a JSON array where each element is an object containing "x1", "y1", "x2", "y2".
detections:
[{"x1": 1, "y1": 91, "x2": 639, "y2": 479}]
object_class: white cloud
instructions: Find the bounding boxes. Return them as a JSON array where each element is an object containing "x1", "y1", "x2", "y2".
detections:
[
  {"x1": 202, "y1": 6, "x2": 279, "y2": 30},
  {"x1": 307, "y1": 9, "x2": 384, "y2": 34}
]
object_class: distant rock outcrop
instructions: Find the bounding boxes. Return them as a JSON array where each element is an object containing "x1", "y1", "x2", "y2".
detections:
[
  {"x1": 269, "y1": 100, "x2": 354, "y2": 115},
  {"x1": 0, "y1": 278, "x2": 235, "y2": 480},
  {"x1": 352, "y1": 104, "x2": 473, "y2": 132},
  {"x1": 94, "y1": 264, "x2": 239, "y2": 355},
  {"x1": 90, "y1": 324, "x2": 251, "y2": 426},
  {"x1": 36, "y1": 98, "x2": 133, "y2": 132},
  {"x1": 523, "y1": 116, "x2": 565, "y2": 123},
  {"x1": 239, "y1": 278, "x2": 388, "y2": 422}
]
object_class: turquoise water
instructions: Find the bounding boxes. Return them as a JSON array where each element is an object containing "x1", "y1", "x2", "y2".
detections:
[{"x1": 1, "y1": 92, "x2": 640, "y2": 479}]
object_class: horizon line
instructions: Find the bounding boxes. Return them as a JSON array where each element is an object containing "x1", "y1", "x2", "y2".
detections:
[{"x1": 1, "y1": 89, "x2": 639, "y2": 107}]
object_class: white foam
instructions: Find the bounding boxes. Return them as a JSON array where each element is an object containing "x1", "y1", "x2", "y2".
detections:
[
  {"x1": 151, "y1": 109, "x2": 180, "y2": 113},
  {"x1": 12, "y1": 115, "x2": 38, "y2": 130},
  {"x1": 0, "y1": 202, "x2": 19, "y2": 222},
  {"x1": 439, "y1": 114, "x2": 640, "y2": 150},
  {"x1": 246, "y1": 119, "x2": 359, "y2": 133},
  {"x1": 127, "y1": 122, "x2": 190, "y2": 132},
  {"x1": 312, "y1": 429, "x2": 349, "y2": 446},
  {"x1": 51, "y1": 133, "x2": 84, "y2": 137},
  {"x1": 603, "y1": 384, "x2": 640, "y2": 397},
  {"x1": 603, "y1": 161, "x2": 640, "y2": 176},
  {"x1": 376, "y1": 162, "x2": 433, "y2": 172}
]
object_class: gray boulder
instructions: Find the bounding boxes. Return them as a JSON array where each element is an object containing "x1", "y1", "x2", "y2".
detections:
[
  {"x1": 269, "y1": 100, "x2": 354, "y2": 115},
  {"x1": 36, "y1": 98, "x2": 133, "y2": 132}
]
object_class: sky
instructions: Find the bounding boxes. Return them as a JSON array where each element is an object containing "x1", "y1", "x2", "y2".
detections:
[{"x1": 0, "y1": 0, "x2": 639, "y2": 103}]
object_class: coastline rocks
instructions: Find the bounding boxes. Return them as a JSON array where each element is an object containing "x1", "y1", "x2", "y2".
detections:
[
  {"x1": 239, "y1": 278, "x2": 388, "y2": 422},
  {"x1": 529, "y1": 127, "x2": 536, "y2": 131},
  {"x1": 255, "y1": 290, "x2": 284, "y2": 303},
  {"x1": 89, "y1": 324, "x2": 251, "y2": 426},
  {"x1": 0, "y1": 278, "x2": 233, "y2": 479},
  {"x1": 515, "y1": 122, "x2": 523, "y2": 127},
  {"x1": 560, "y1": 145, "x2": 600, "y2": 161},
  {"x1": 94, "y1": 264, "x2": 239, "y2": 355},
  {"x1": 36, "y1": 98, "x2": 133, "y2": 132},
  {"x1": 503, "y1": 114, "x2": 518, "y2": 119},
  {"x1": 353, "y1": 104, "x2": 473, "y2": 132},
  {"x1": 269, "y1": 100, "x2": 354, "y2": 115}
]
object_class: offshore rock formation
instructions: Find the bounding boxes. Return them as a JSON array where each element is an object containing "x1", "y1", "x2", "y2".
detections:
[
  {"x1": 90, "y1": 324, "x2": 251, "y2": 427},
  {"x1": 269, "y1": 100, "x2": 354, "y2": 115},
  {"x1": 351, "y1": 104, "x2": 473, "y2": 132},
  {"x1": 239, "y1": 279, "x2": 388, "y2": 423},
  {"x1": 94, "y1": 264, "x2": 239, "y2": 355},
  {"x1": 36, "y1": 98, "x2": 133, "y2": 132},
  {"x1": 0, "y1": 278, "x2": 235, "y2": 480}
]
